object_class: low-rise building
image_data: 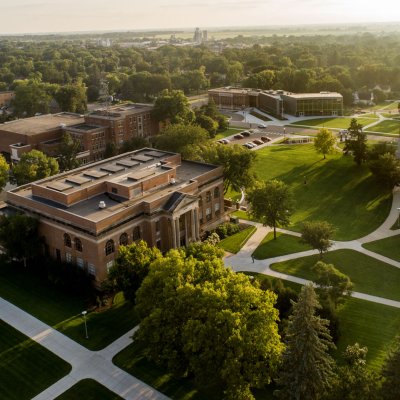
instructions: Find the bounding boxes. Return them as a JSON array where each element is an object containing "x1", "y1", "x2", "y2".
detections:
[
  {"x1": 0, "y1": 91, "x2": 14, "y2": 108},
  {"x1": 6, "y1": 148, "x2": 225, "y2": 286}
]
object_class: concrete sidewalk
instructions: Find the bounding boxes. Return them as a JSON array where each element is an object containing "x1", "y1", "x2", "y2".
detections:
[{"x1": 0, "y1": 297, "x2": 169, "y2": 400}]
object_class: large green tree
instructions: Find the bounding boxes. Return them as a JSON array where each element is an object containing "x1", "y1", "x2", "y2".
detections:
[
  {"x1": 247, "y1": 179, "x2": 294, "y2": 239},
  {"x1": 301, "y1": 221, "x2": 335, "y2": 258},
  {"x1": 57, "y1": 132, "x2": 81, "y2": 171},
  {"x1": 55, "y1": 82, "x2": 87, "y2": 113},
  {"x1": 344, "y1": 118, "x2": 368, "y2": 166},
  {"x1": 275, "y1": 284, "x2": 337, "y2": 400},
  {"x1": 380, "y1": 336, "x2": 400, "y2": 400},
  {"x1": 151, "y1": 89, "x2": 194, "y2": 124},
  {"x1": 0, "y1": 214, "x2": 42, "y2": 267},
  {"x1": 368, "y1": 153, "x2": 400, "y2": 188},
  {"x1": 12, "y1": 149, "x2": 59, "y2": 185},
  {"x1": 0, "y1": 154, "x2": 10, "y2": 190},
  {"x1": 134, "y1": 243, "x2": 283, "y2": 399},
  {"x1": 314, "y1": 128, "x2": 336, "y2": 159}
]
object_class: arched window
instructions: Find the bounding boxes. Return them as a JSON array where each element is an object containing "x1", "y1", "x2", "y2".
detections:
[
  {"x1": 64, "y1": 233, "x2": 71, "y2": 247},
  {"x1": 198, "y1": 196, "x2": 203, "y2": 207},
  {"x1": 105, "y1": 239, "x2": 115, "y2": 256},
  {"x1": 119, "y1": 233, "x2": 128, "y2": 246},
  {"x1": 133, "y1": 226, "x2": 141, "y2": 241},
  {"x1": 206, "y1": 191, "x2": 211, "y2": 202},
  {"x1": 75, "y1": 238, "x2": 83, "y2": 252},
  {"x1": 214, "y1": 187, "x2": 220, "y2": 198}
]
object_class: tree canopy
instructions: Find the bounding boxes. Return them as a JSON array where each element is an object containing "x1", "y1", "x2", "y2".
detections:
[
  {"x1": 0, "y1": 154, "x2": 10, "y2": 191},
  {"x1": 301, "y1": 220, "x2": 335, "y2": 258},
  {"x1": 314, "y1": 128, "x2": 337, "y2": 159},
  {"x1": 345, "y1": 118, "x2": 368, "y2": 166},
  {"x1": 57, "y1": 132, "x2": 82, "y2": 171}
]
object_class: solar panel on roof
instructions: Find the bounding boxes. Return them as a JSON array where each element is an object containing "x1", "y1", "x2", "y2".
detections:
[
  {"x1": 144, "y1": 150, "x2": 165, "y2": 158},
  {"x1": 131, "y1": 154, "x2": 153, "y2": 162},
  {"x1": 116, "y1": 159, "x2": 140, "y2": 168},
  {"x1": 128, "y1": 169, "x2": 155, "y2": 181},
  {"x1": 47, "y1": 181, "x2": 73, "y2": 192},
  {"x1": 66, "y1": 176, "x2": 91, "y2": 186},
  {"x1": 100, "y1": 165, "x2": 125, "y2": 173},
  {"x1": 83, "y1": 170, "x2": 109, "y2": 179}
]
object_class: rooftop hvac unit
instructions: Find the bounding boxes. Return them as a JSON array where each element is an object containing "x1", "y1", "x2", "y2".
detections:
[
  {"x1": 170, "y1": 178, "x2": 176, "y2": 185},
  {"x1": 98, "y1": 201, "x2": 106, "y2": 209}
]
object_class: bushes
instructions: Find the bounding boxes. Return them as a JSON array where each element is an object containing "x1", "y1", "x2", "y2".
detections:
[{"x1": 215, "y1": 222, "x2": 240, "y2": 239}]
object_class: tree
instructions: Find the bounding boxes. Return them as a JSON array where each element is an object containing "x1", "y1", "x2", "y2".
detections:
[
  {"x1": 200, "y1": 143, "x2": 257, "y2": 194},
  {"x1": 107, "y1": 240, "x2": 162, "y2": 303},
  {"x1": 312, "y1": 261, "x2": 353, "y2": 308},
  {"x1": 275, "y1": 284, "x2": 336, "y2": 400},
  {"x1": 104, "y1": 142, "x2": 118, "y2": 159},
  {"x1": 134, "y1": 244, "x2": 283, "y2": 399},
  {"x1": 0, "y1": 154, "x2": 10, "y2": 190},
  {"x1": 380, "y1": 336, "x2": 400, "y2": 400},
  {"x1": 369, "y1": 153, "x2": 400, "y2": 188},
  {"x1": 119, "y1": 137, "x2": 149, "y2": 154},
  {"x1": 344, "y1": 118, "x2": 368, "y2": 166},
  {"x1": 314, "y1": 128, "x2": 336, "y2": 159},
  {"x1": 55, "y1": 82, "x2": 87, "y2": 113},
  {"x1": 12, "y1": 150, "x2": 59, "y2": 185},
  {"x1": 154, "y1": 124, "x2": 209, "y2": 159},
  {"x1": 57, "y1": 132, "x2": 81, "y2": 171},
  {"x1": 0, "y1": 214, "x2": 42, "y2": 267},
  {"x1": 328, "y1": 344, "x2": 380, "y2": 400},
  {"x1": 247, "y1": 179, "x2": 294, "y2": 239},
  {"x1": 301, "y1": 221, "x2": 335, "y2": 258},
  {"x1": 195, "y1": 113, "x2": 218, "y2": 137},
  {"x1": 151, "y1": 89, "x2": 194, "y2": 124}
]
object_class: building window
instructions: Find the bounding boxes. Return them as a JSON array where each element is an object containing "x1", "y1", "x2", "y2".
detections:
[
  {"x1": 111, "y1": 187, "x2": 118, "y2": 194},
  {"x1": 75, "y1": 238, "x2": 83, "y2": 252},
  {"x1": 199, "y1": 210, "x2": 203, "y2": 224},
  {"x1": 133, "y1": 226, "x2": 141, "y2": 240},
  {"x1": 88, "y1": 263, "x2": 96, "y2": 276},
  {"x1": 105, "y1": 240, "x2": 115, "y2": 256},
  {"x1": 66, "y1": 252, "x2": 72, "y2": 263},
  {"x1": 214, "y1": 187, "x2": 220, "y2": 198},
  {"x1": 198, "y1": 196, "x2": 203, "y2": 207},
  {"x1": 106, "y1": 260, "x2": 114, "y2": 273},
  {"x1": 206, "y1": 208, "x2": 212, "y2": 221},
  {"x1": 64, "y1": 233, "x2": 71, "y2": 247},
  {"x1": 155, "y1": 220, "x2": 160, "y2": 232},
  {"x1": 76, "y1": 258, "x2": 84, "y2": 269},
  {"x1": 206, "y1": 191, "x2": 211, "y2": 202},
  {"x1": 156, "y1": 239, "x2": 162, "y2": 249},
  {"x1": 119, "y1": 233, "x2": 128, "y2": 246},
  {"x1": 215, "y1": 202, "x2": 221, "y2": 214}
]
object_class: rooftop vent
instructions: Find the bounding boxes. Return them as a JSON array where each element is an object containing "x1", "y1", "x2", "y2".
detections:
[
  {"x1": 60, "y1": 123, "x2": 66, "y2": 128},
  {"x1": 98, "y1": 201, "x2": 106, "y2": 209},
  {"x1": 156, "y1": 162, "x2": 161, "y2": 167},
  {"x1": 170, "y1": 178, "x2": 176, "y2": 185}
]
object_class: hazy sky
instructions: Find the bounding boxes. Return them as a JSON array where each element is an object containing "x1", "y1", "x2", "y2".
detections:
[{"x1": 1, "y1": 0, "x2": 400, "y2": 34}]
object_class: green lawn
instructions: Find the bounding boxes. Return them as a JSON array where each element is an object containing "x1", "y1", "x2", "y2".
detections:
[
  {"x1": 291, "y1": 117, "x2": 374, "y2": 130},
  {"x1": 365, "y1": 119, "x2": 400, "y2": 135},
  {"x1": 0, "y1": 263, "x2": 138, "y2": 350},
  {"x1": 214, "y1": 127, "x2": 242, "y2": 140},
  {"x1": 219, "y1": 226, "x2": 256, "y2": 253},
  {"x1": 252, "y1": 144, "x2": 392, "y2": 240},
  {"x1": 271, "y1": 249, "x2": 400, "y2": 301},
  {"x1": 253, "y1": 232, "x2": 311, "y2": 259},
  {"x1": 363, "y1": 235, "x2": 400, "y2": 262},
  {"x1": 56, "y1": 379, "x2": 122, "y2": 400},
  {"x1": 0, "y1": 320, "x2": 71, "y2": 400}
]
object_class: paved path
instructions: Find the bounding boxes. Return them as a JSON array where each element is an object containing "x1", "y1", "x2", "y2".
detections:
[
  {"x1": 225, "y1": 185, "x2": 400, "y2": 308},
  {"x1": 0, "y1": 296, "x2": 168, "y2": 400}
]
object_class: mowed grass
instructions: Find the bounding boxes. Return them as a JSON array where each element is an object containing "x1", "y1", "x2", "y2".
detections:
[
  {"x1": 0, "y1": 263, "x2": 138, "y2": 350},
  {"x1": 219, "y1": 226, "x2": 256, "y2": 253},
  {"x1": 363, "y1": 235, "x2": 400, "y2": 262},
  {"x1": 0, "y1": 320, "x2": 71, "y2": 400},
  {"x1": 253, "y1": 144, "x2": 392, "y2": 240},
  {"x1": 366, "y1": 119, "x2": 400, "y2": 134},
  {"x1": 271, "y1": 249, "x2": 400, "y2": 301},
  {"x1": 253, "y1": 232, "x2": 312, "y2": 259},
  {"x1": 56, "y1": 379, "x2": 122, "y2": 400},
  {"x1": 291, "y1": 117, "x2": 374, "y2": 129}
]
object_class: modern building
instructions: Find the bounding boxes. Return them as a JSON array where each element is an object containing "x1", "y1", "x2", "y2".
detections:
[
  {"x1": 0, "y1": 104, "x2": 160, "y2": 163},
  {"x1": 208, "y1": 87, "x2": 343, "y2": 117},
  {"x1": 6, "y1": 148, "x2": 225, "y2": 286}
]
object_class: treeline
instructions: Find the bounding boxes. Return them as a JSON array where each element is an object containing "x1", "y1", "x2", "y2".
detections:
[{"x1": 1, "y1": 33, "x2": 400, "y2": 110}]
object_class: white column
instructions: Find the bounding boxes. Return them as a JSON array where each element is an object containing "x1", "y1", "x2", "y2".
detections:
[
  {"x1": 171, "y1": 218, "x2": 177, "y2": 248},
  {"x1": 175, "y1": 217, "x2": 180, "y2": 247},
  {"x1": 194, "y1": 208, "x2": 200, "y2": 240},
  {"x1": 184, "y1": 213, "x2": 189, "y2": 246},
  {"x1": 191, "y1": 209, "x2": 196, "y2": 241}
]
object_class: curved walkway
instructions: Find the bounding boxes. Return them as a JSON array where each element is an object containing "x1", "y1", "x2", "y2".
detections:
[
  {"x1": 0, "y1": 296, "x2": 168, "y2": 400},
  {"x1": 225, "y1": 186, "x2": 400, "y2": 308}
]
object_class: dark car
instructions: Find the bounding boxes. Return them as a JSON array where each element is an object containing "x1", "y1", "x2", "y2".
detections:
[
  {"x1": 261, "y1": 136, "x2": 271, "y2": 142},
  {"x1": 253, "y1": 139, "x2": 263, "y2": 145},
  {"x1": 242, "y1": 131, "x2": 251, "y2": 137},
  {"x1": 234, "y1": 134, "x2": 244, "y2": 139}
]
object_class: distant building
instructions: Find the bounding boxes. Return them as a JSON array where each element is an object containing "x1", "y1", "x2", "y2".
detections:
[
  {"x1": 208, "y1": 87, "x2": 343, "y2": 117},
  {"x1": 193, "y1": 27, "x2": 208, "y2": 44},
  {"x1": 0, "y1": 91, "x2": 14, "y2": 108},
  {"x1": 0, "y1": 104, "x2": 160, "y2": 163},
  {"x1": 6, "y1": 148, "x2": 225, "y2": 286}
]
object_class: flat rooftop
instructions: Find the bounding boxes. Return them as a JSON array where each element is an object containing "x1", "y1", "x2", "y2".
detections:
[
  {"x1": 209, "y1": 87, "x2": 259, "y2": 95},
  {"x1": 88, "y1": 104, "x2": 153, "y2": 119},
  {"x1": 0, "y1": 113, "x2": 84, "y2": 135},
  {"x1": 283, "y1": 92, "x2": 343, "y2": 99},
  {"x1": 67, "y1": 123, "x2": 103, "y2": 131}
]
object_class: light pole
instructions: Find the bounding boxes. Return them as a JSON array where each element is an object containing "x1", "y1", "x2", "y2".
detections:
[
  {"x1": 397, "y1": 207, "x2": 400, "y2": 228},
  {"x1": 82, "y1": 310, "x2": 88, "y2": 339}
]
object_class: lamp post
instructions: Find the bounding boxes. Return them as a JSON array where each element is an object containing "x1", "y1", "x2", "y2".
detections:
[
  {"x1": 397, "y1": 207, "x2": 400, "y2": 228},
  {"x1": 82, "y1": 310, "x2": 88, "y2": 339}
]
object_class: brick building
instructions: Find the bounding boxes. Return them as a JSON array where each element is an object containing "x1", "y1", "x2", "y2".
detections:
[
  {"x1": 6, "y1": 148, "x2": 225, "y2": 286},
  {"x1": 0, "y1": 104, "x2": 159, "y2": 163},
  {"x1": 0, "y1": 91, "x2": 14, "y2": 107}
]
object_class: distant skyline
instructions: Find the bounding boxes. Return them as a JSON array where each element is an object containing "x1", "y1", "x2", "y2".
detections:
[{"x1": 1, "y1": 0, "x2": 400, "y2": 35}]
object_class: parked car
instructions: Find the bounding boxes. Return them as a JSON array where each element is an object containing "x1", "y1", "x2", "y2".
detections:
[
  {"x1": 258, "y1": 124, "x2": 266, "y2": 128},
  {"x1": 234, "y1": 134, "x2": 244, "y2": 139},
  {"x1": 261, "y1": 136, "x2": 271, "y2": 142},
  {"x1": 253, "y1": 139, "x2": 263, "y2": 145},
  {"x1": 221, "y1": 139, "x2": 230, "y2": 144},
  {"x1": 242, "y1": 131, "x2": 251, "y2": 137}
]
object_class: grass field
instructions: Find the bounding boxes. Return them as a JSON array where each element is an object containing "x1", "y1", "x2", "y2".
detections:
[
  {"x1": 270, "y1": 249, "x2": 400, "y2": 301},
  {"x1": 0, "y1": 320, "x2": 71, "y2": 400},
  {"x1": 214, "y1": 127, "x2": 242, "y2": 140},
  {"x1": 0, "y1": 263, "x2": 138, "y2": 350},
  {"x1": 253, "y1": 232, "x2": 311, "y2": 259},
  {"x1": 219, "y1": 225, "x2": 256, "y2": 253},
  {"x1": 365, "y1": 119, "x2": 400, "y2": 135},
  {"x1": 363, "y1": 235, "x2": 400, "y2": 262},
  {"x1": 291, "y1": 117, "x2": 374, "y2": 130},
  {"x1": 56, "y1": 379, "x2": 122, "y2": 400},
  {"x1": 252, "y1": 144, "x2": 392, "y2": 240}
]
